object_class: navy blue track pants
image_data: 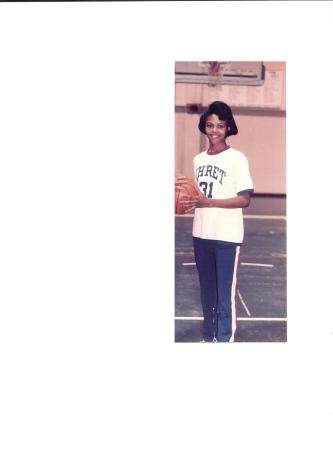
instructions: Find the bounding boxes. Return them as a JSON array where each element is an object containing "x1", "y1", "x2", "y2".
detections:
[{"x1": 193, "y1": 237, "x2": 240, "y2": 342}]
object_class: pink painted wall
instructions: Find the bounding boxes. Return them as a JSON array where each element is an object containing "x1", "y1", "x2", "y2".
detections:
[{"x1": 175, "y1": 62, "x2": 286, "y2": 194}]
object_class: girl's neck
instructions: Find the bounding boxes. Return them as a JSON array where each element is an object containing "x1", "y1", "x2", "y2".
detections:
[{"x1": 207, "y1": 143, "x2": 230, "y2": 155}]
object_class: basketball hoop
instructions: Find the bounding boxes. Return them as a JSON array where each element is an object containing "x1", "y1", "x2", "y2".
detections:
[{"x1": 200, "y1": 61, "x2": 231, "y2": 87}]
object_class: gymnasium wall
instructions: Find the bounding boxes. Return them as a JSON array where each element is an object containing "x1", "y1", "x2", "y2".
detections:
[{"x1": 175, "y1": 62, "x2": 286, "y2": 195}]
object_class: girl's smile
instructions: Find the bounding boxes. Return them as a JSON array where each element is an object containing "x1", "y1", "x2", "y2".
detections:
[{"x1": 205, "y1": 114, "x2": 229, "y2": 152}]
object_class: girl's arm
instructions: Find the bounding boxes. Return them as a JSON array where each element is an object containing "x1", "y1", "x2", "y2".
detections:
[
  {"x1": 180, "y1": 193, "x2": 251, "y2": 213},
  {"x1": 196, "y1": 194, "x2": 251, "y2": 208}
]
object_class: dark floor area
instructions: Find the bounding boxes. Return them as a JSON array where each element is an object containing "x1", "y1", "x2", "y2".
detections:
[{"x1": 175, "y1": 197, "x2": 287, "y2": 343}]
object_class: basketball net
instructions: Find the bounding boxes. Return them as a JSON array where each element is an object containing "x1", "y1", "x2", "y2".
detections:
[{"x1": 200, "y1": 61, "x2": 231, "y2": 87}]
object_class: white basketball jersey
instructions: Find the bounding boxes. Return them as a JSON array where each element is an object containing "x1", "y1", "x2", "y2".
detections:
[{"x1": 193, "y1": 147, "x2": 254, "y2": 243}]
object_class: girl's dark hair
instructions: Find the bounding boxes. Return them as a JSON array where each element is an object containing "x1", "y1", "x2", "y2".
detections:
[{"x1": 198, "y1": 101, "x2": 238, "y2": 137}]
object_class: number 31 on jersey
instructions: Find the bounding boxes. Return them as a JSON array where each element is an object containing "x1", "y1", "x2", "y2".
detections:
[{"x1": 199, "y1": 181, "x2": 213, "y2": 198}]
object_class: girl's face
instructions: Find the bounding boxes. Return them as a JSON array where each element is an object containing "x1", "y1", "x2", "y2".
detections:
[{"x1": 205, "y1": 114, "x2": 228, "y2": 146}]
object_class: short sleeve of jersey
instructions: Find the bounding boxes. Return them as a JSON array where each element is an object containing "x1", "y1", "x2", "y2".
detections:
[{"x1": 234, "y1": 153, "x2": 254, "y2": 195}]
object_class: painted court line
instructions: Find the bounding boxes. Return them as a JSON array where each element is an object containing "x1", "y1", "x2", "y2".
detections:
[
  {"x1": 243, "y1": 254, "x2": 286, "y2": 259},
  {"x1": 240, "y1": 262, "x2": 274, "y2": 268},
  {"x1": 175, "y1": 317, "x2": 287, "y2": 322},
  {"x1": 237, "y1": 290, "x2": 251, "y2": 316},
  {"x1": 176, "y1": 214, "x2": 286, "y2": 220},
  {"x1": 243, "y1": 215, "x2": 286, "y2": 220},
  {"x1": 182, "y1": 262, "x2": 274, "y2": 268},
  {"x1": 237, "y1": 318, "x2": 287, "y2": 322},
  {"x1": 176, "y1": 253, "x2": 286, "y2": 259}
]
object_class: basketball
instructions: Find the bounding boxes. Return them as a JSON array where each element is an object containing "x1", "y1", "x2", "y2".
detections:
[{"x1": 175, "y1": 176, "x2": 199, "y2": 214}]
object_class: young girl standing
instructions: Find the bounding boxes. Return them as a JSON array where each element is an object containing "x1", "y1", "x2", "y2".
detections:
[{"x1": 178, "y1": 101, "x2": 254, "y2": 342}]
